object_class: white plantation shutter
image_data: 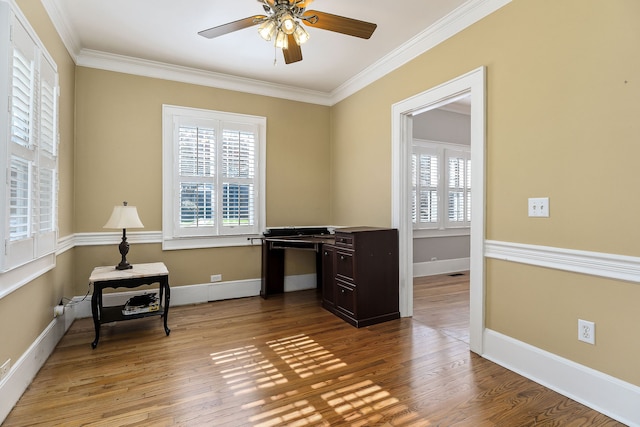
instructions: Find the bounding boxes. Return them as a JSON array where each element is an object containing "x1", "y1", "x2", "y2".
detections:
[
  {"x1": 412, "y1": 149, "x2": 439, "y2": 228},
  {"x1": 164, "y1": 106, "x2": 263, "y2": 244},
  {"x1": 178, "y1": 124, "x2": 216, "y2": 232},
  {"x1": 446, "y1": 149, "x2": 471, "y2": 228},
  {"x1": 9, "y1": 156, "x2": 31, "y2": 240},
  {"x1": 11, "y1": 47, "x2": 33, "y2": 148},
  {"x1": 1, "y1": 4, "x2": 59, "y2": 272},
  {"x1": 36, "y1": 56, "x2": 58, "y2": 257},
  {"x1": 221, "y1": 125, "x2": 256, "y2": 230}
]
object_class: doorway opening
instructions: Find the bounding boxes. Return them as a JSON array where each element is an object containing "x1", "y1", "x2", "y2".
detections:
[{"x1": 392, "y1": 67, "x2": 486, "y2": 354}]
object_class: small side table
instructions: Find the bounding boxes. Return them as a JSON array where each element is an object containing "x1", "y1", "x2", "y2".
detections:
[{"x1": 90, "y1": 262, "x2": 171, "y2": 349}]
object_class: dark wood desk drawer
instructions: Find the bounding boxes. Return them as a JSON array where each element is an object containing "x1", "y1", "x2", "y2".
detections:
[
  {"x1": 335, "y1": 280, "x2": 356, "y2": 316},
  {"x1": 334, "y1": 233, "x2": 354, "y2": 247},
  {"x1": 335, "y1": 249, "x2": 354, "y2": 280}
]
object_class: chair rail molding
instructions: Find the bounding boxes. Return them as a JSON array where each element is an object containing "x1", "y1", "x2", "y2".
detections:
[{"x1": 485, "y1": 240, "x2": 640, "y2": 284}]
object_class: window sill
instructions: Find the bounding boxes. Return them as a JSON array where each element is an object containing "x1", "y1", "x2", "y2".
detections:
[
  {"x1": 0, "y1": 253, "x2": 56, "y2": 299},
  {"x1": 162, "y1": 234, "x2": 261, "y2": 251},
  {"x1": 413, "y1": 228, "x2": 470, "y2": 239}
]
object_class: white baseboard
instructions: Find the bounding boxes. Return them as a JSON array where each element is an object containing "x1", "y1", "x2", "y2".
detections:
[
  {"x1": 0, "y1": 309, "x2": 74, "y2": 424},
  {"x1": 413, "y1": 257, "x2": 470, "y2": 277},
  {"x1": 483, "y1": 329, "x2": 640, "y2": 427},
  {"x1": 72, "y1": 274, "x2": 317, "y2": 318}
]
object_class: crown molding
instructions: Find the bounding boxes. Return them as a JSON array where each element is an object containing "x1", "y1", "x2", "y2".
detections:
[
  {"x1": 329, "y1": 0, "x2": 512, "y2": 104},
  {"x1": 40, "y1": 0, "x2": 511, "y2": 106},
  {"x1": 40, "y1": 0, "x2": 81, "y2": 59},
  {"x1": 76, "y1": 49, "x2": 334, "y2": 106}
]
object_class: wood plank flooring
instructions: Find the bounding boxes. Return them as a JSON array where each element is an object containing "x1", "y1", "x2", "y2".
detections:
[{"x1": 3, "y1": 272, "x2": 624, "y2": 426}]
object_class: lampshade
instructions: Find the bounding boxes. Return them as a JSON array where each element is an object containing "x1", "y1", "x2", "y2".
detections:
[
  {"x1": 274, "y1": 30, "x2": 288, "y2": 49},
  {"x1": 293, "y1": 24, "x2": 310, "y2": 45},
  {"x1": 258, "y1": 19, "x2": 277, "y2": 41},
  {"x1": 103, "y1": 204, "x2": 144, "y2": 229},
  {"x1": 280, "y1": 12, "x2": 296, "y2": 35}
]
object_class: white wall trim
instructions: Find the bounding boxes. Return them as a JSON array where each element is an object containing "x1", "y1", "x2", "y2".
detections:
[
  {"x1": 483, "y1": 329, "x2": 640, "y2": 426},
  {"x1": 73, "y1": 230, "x2": 163, "y2": 246},
  {"x1": 71, "y1": 273, "x2": 317, "y2": 319},
  {"x1": 0, "y1": 254, "x2": 56, "y2": 300},
  {"x1": 40, "y1": 0, "x2": 510, "y2": 106},
  {"x1": 0, "y1": 309, "x2": 74, "y2": 424},
  {"x1": 76, "y1": 49, "x2": 334, "y2": 106},
  {"x1": 332, "y1": 0, "x2": 510, "y2": 103},
  {"x1": 485, "y1": 240, "x2": 640, "y2": 284},
  {"x1": 413, "y1": 258, "x2": 470, "y2": 277},
  {"x1": 392, "y1": 66, "x2": 487, "y2": 355}
]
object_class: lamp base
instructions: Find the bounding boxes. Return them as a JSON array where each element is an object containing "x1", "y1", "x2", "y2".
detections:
[
  {"x1": 115, "y1": 231, "x2": 133, "y2": 270},
  {"x1": 115, "y1": 261, "x2": 133, "y2": 270}
]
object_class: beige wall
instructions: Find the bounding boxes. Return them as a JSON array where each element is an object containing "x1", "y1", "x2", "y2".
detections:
[
  {"x1": 0, "y1": 0, "x2": 76, "y2": 373},
  {"x1": 72, "y1": 67, "x2": 330, "y2": 295},
  {"x1": 329, "y1": 0, "x2": 640, "y2": 385}
]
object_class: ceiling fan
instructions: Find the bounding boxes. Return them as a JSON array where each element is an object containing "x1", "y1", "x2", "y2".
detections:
[{"x1": 198, "y1": 0, "x2": 377, "y2": 64}]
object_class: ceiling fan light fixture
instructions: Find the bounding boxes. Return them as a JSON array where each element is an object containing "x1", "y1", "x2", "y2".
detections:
[
  {"x1": 280, "y1": 12, "x2": 296, "y2": 35},
  {"x1": 293, "y1": 24, "x2": 310, "y2": 45},
  {"x1": 274, "y1": 30, "x2": 288, "y2": 49},
  {"x1": 258, "y1": 19, "x2": 277, "y2": 41}
]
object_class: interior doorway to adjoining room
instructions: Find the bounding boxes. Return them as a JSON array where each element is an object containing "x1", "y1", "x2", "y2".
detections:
[{"x1": 391, "y1": 67, "x2": 486, "y2": 355}]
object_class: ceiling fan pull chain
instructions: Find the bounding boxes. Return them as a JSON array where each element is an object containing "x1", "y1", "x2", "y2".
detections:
[{"x1": 273, "y1": 45, "x2": 278, "y2": 66}]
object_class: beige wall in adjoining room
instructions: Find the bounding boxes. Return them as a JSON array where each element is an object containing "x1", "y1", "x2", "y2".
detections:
[{"x1": 329, "y1": 0, "x2": 640, "y2": 385}]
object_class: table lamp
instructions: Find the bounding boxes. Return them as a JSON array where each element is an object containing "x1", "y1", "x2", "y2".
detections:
[{"x1": 103, "y1": 201, "x2": 144, "y2": 270}]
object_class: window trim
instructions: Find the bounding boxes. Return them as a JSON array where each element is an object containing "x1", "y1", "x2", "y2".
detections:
[
  {"x1": 161, "y1": 105, "x2": 266, "y2": 250},
  {"x1": 0, "y1": 1, "x2": 59, "y2": 277}
]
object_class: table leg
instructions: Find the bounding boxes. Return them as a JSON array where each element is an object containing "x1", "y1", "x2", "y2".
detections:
[
  {"x1": 163, "y1": 281, "x2": 171, "y2": 335},
  {"x1": 91, "y1": 287, "x2": 100, "y2": 349}
]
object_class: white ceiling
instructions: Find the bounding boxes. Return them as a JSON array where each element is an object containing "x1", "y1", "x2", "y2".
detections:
[{"x1": 43, "y1": 0, "x2": 505, "y2": 103}]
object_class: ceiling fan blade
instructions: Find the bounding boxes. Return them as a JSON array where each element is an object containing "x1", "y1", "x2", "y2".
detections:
[
  {"x1": 198, "y1": 15, "x2": 266, "y2": 39},
  {"x1": 283, "y1": 34, "x2": 303, "y2": 64},
  {"x1": 303, "y1": 10, "x2": 377, "y2": 39}
]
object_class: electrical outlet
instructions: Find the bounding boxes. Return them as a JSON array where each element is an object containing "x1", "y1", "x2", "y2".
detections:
[
  {"x1": 578, "y1": 319, "x2": 595, "y2": 345},
  {"x1": 210, "y1": 274, "x2": 222, "y2": 283},
  {"x1": 0, "y1": 359, "x2": 10, "y2": 381}
]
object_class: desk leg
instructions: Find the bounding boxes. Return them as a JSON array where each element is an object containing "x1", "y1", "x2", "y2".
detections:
[
  {"x1": 261, "y1": 244, "x2": 284, "y2": 299},
  {"x1": 163, "y1": 281, "x2": 171, "y2": 336},
  {"x1": 91, "y1": 287, "x2": 100, "y2": 349},
  {"x1": 315, "y1": 248, "x2": 324, "y2": 291}
]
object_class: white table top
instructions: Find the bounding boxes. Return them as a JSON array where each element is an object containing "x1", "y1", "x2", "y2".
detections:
[{"x1": 89, "y1": 262, "x2": 168, "y2": 284}]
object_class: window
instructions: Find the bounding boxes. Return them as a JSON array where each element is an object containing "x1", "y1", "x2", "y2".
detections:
[
  {"x1": 0, "y1": 3, "x2": 59, "y2": 273},
  {"x1": 445, "y1": 149, "x2": 471, "y2": 228},
  {"x1": 162, "y1": 105, "x2": 265, "y2": 250},
  {"x1": 412, "y1": 140, "x2": 470, "y2": 233}
]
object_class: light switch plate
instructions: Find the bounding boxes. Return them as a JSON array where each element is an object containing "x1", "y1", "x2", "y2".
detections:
[{"x1": 528, "y1": 197, "x2": 549, "y2": 217}]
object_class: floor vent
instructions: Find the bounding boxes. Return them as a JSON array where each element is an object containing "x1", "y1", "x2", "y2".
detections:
[{"x1": 449, "y1": 273, "x2": 465, "y2": 277}]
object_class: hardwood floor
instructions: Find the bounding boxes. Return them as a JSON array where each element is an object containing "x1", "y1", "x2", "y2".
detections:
[{"x1": 3, "y1": 273, "x2": 624, "y2": 426}]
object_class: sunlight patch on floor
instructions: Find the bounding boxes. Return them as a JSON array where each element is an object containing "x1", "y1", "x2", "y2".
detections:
[{"x1": 211, "y1": 334, "x2": 428, "y2": 426}]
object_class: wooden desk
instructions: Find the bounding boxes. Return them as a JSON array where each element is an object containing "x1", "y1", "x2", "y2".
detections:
[
  {"x1": 89, "y1": 262, "x2": 171, "y2": 348},
  {"x1": 261, "y1": 234, "x2": 335, "y2": 298}
]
